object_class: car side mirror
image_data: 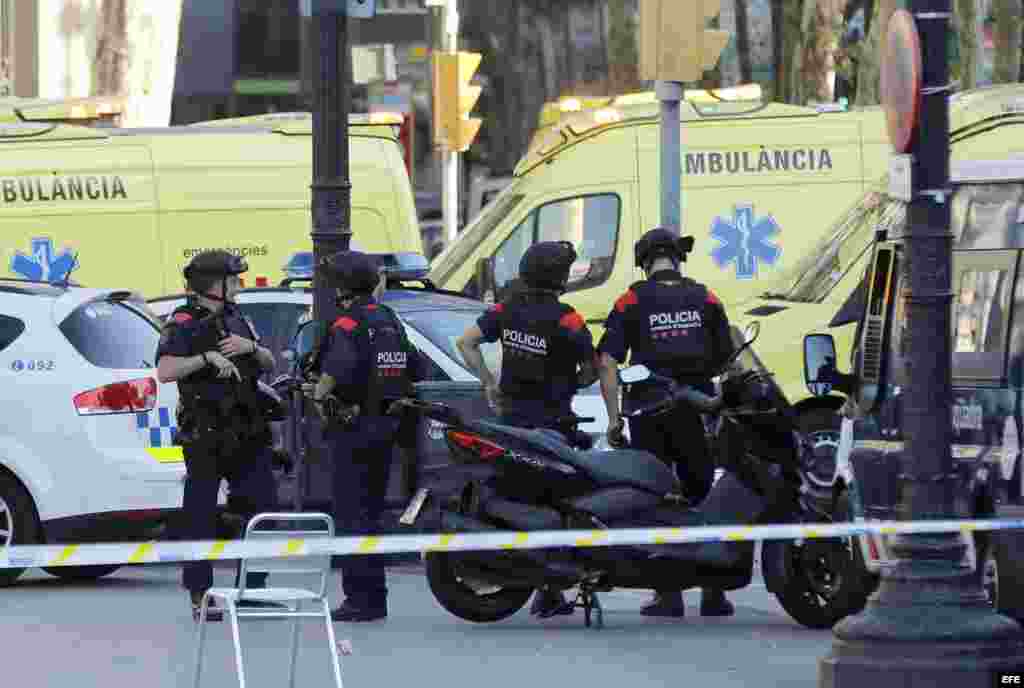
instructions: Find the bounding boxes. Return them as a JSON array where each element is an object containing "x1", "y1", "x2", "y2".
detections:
[
  {"x1": 619, "y1": 364, "x2": 652, "y2": 385},
  {"x1": 804, "y1": 333, "x2": 837, "y2": 397}
]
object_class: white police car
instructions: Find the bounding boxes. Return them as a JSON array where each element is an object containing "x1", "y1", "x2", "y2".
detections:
[{"x1": 0, "y1": 279, "x2": 186, "y2": 585}]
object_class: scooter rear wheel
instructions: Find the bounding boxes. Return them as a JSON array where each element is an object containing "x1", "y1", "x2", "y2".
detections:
[{"x1": 425, "y1": 552, "x2": 534, "y2": 623}]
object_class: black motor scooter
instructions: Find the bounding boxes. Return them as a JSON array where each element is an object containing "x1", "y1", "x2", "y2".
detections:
[{"x1": 395, "y1": 323, "x2": 874, "y2": 629}]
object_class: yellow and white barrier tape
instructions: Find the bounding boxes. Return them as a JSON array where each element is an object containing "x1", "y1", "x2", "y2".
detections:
[{"x1": 3, "y1": 518, "x2": 1024, "y2": 570}]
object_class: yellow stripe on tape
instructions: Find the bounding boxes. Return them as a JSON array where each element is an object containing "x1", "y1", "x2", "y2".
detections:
[
  {"x1": 128, "y1": 542, "x2": 154, "y2": 564},
  {"x1": 802, "y1": 528, "x2": 824, "y2": 539},
  {"x1": 654, "y1": 528, "x2": 682, "y2": 545},
  {"x1": 50, "y1": 544, "x2": 79, "y2": 566},
  {"x1": 575, "y1": 531, "x2": 607, "y2": 547},
  {"x1": 357, "y1": 537, "x2": 380, "y2": 554},
  {"x1": 960, "y1": 524, "x2": 976, "y2": 534},
  {"x1": 501, "y1": 533, "x2": 529, "y2": 550},
  {"x1": 284, "y1": 539, "x2": 304, "y2": 556},
  {"x1": 427, "y1": 534, "x2": 456, "y2": 552},
  {"x1": 146, "y1": 447, "x2": 184, "y2": 463},
  {"x1": 880, "y1": 526, "x2": 897, "y2": 535},
  {"x1": 206, "y1": 541, "x2": 227, "y2": 560},
  {"x1": 725, "y1": 527, "x2": 755, "y2": 542}
]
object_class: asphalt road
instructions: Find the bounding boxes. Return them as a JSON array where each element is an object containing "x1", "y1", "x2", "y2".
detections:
[{"x1": 2, "y1": 559, "x2": 836, "y2": 688}]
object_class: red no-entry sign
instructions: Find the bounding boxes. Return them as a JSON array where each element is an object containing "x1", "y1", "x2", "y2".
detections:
[{"x1": 881, "y1": 9, "x2": 923, "y2": 153}]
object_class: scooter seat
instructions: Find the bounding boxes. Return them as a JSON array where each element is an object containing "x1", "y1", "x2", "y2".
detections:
[
  {"x1": 473, "y1": 421, "x2": 678, "y2": 494},
  {"x1": 570, "y1": 449, "x2": 679, "y2": 494}
]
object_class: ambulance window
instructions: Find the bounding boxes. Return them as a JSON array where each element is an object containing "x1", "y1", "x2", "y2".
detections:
[
  {"x1": 953, "y1": 184, "x2": 1024, "y2": 249},
  {"x1": 889, "y1": 259, "x2": 1015, "y2": 384},
  {"x1": 493, "y1": 215, "x2": 535, "y2": 289},
  {"x1": 537, "y1": 194, "x2": 620, "y2": 292},
  {"x1": 433, "y1": 192, "x2": 526, "y2": 288},
  {"x1": 951, "y1": 256, "x2": 1015, "y2": 380},
  {"x1": 0, "y1": 315, "x2": 25, "y2": 353},
  {"x1": 490, "y1": 193, "x2": 621, "y2": 293},
  {"x1": 765, "y1": 190, "x2": 903, "y2": 303}
]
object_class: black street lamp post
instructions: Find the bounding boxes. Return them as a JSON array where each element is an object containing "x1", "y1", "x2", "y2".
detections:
[{"x1": 819, "y1": 2, "x2": 1024, "y2": 684}]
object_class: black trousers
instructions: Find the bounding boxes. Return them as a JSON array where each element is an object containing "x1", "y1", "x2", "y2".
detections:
[
  {"x1": 628, "y1": 404, "x2": 715, "y2": 504},
  {"x1": 328, "y1": 414, "x2": 398, "y2": 611},
  {"x1": 180, "y1": 433, "x2": 277, "y2": 594}
]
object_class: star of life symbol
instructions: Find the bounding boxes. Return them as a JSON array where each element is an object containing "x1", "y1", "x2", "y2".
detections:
[
  {"x1": 10, "y1": 237, "x2": 76, "y2": 282},
  {"x1": 710, "y1": 205, "x2": 781, "y2": 280}
]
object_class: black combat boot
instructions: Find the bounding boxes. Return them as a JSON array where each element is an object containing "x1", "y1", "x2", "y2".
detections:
[
  {"x1": 699, "y1": 588, "x2": 735, "y2": 617},
  {"x1": 640, "y1": 590, "x2": 686, "y2": 617},
  {"x1": 530, "y1": 589, "x2": 574, "y2": 618}
]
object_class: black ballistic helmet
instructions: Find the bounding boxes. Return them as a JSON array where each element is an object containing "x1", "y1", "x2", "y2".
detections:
[
  {"x1": 634, "y1": 227, "x2": 695, "y2": 269},
  {"x1": 184, "y1": 250, "x2": 248, "y2": 293},
  {"x1": 319, "y1": 250, "x2": 381, "y2": 295},
  {"x1": 519, "y1": 241, "x2": 578, "y2": 291}
]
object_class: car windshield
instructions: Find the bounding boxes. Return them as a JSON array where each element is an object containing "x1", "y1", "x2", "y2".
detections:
[
  {"x1": 400, "y1": 309, "x2": 503, "y2": 378},
  {"x1": 761, "y1": 184, "x2": 905, "y2": 303}
]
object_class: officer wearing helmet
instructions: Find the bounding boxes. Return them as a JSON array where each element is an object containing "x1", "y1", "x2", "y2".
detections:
[
  {"x1": 156, "y1": 250, "x2": 282, "y2": 622},
  {"x1": 305, "y1": 249, "x2": 424, "y2": 622},
  {"x1": 597, "y1": 227, "x2": 736, "y2": 618},
  {"x1": 456, "y1": 240, "x2": 598, "y2": 618}
]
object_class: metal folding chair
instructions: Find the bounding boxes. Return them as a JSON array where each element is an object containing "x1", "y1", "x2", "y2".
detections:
[{"x1": 193, "y1": 512, "x2": 344, "y2": 688}]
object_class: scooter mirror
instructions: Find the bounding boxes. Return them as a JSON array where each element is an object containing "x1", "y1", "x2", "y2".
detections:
[{"x1": 619, "y1": 364, "x2": 652, "y2": 385}]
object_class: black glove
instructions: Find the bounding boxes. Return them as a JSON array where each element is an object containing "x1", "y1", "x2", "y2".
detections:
[{"x1": 607, "y1": 419, "x2": 627, "y2": 449}]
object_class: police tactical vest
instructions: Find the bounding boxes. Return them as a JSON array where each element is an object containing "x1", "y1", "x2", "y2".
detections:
[
  {"x1": 331, "y1": 302, "x2": 414, "y2": 410},
  {"x1": 628, "y1": 277, "x2": 716, "y2": 379},
  {"x1": 497, "y1": 297, "x2": 570, "y2": 389},
  {"x1": 165, "y1": 303, "x2": 265, "y2": 431}
]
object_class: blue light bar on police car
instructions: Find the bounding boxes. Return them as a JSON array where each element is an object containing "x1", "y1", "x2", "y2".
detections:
[
  {"x1": 280, "y1": 250, "x2": 430, "y2": 285},
  {"x1": 375, "y1": 252, "x2": 430, "y2": 281}
]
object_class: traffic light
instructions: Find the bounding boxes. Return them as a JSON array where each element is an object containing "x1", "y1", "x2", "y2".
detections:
[
  {"x1": 431, "y1": 51, "x2": 482, "y2": 152},
  {"x1": 639, "y1": 0, "x2": 730, "y2": 83}
]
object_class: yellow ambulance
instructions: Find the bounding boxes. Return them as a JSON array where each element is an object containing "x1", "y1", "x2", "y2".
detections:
[
  {"x1": 428, "y1": 83, "x2": 1024, "y2": 437},
  {"x1": 430, "y1": 90, "x2": 892, "y2": 323},
  {"x1": 735, "y1": 84, "x2": 1024, "y2": 416},
  {"x1": 0, "y1": 108, "x2": 421, "y2": 297}
]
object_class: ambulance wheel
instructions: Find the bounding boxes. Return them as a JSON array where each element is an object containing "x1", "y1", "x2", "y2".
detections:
[
  {"x1": 425, "y1": 552, "x2": 533, "y2": 623},
  {"x1": 0, "y1": 473, "x2": 41, "y2": 587},
  {"x1": 43, "y1": 565, "x2": 121, "y2": 581}
]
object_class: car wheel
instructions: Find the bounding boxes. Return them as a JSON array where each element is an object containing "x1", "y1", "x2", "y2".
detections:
[{"x1": 0, "y1": 473, "x2": 41, "y2": 587}]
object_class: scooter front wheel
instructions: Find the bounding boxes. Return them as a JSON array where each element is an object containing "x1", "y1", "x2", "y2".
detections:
[
  {"x1": 425, "y1": 552, "x2": 534, "y2": 623},
  {"x1": 771, "y1": 532, "x2": 871, "y2": 630}
]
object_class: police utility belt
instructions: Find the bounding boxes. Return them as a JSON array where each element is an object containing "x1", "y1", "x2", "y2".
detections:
[
  {"x1": 178, "y1": 389, "x2": 272, "y2": 443},
  {"x1": 315, "y1": 395, "x2": 395, "y2": 427}
]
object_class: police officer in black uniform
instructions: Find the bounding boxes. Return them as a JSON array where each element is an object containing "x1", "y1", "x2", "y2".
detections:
[
  {"x1": 156, "y1": 250, "x2": 282, "y2": 622},
  {"x1": 597, "y1": 228, "x2": 736, "y2": 618},
  {"x1": 306, "y1": 250, "x2": 423, "y2": 622},
  {"x1": 457, "y1": 241, "x2": 598, "y2": 618}
]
